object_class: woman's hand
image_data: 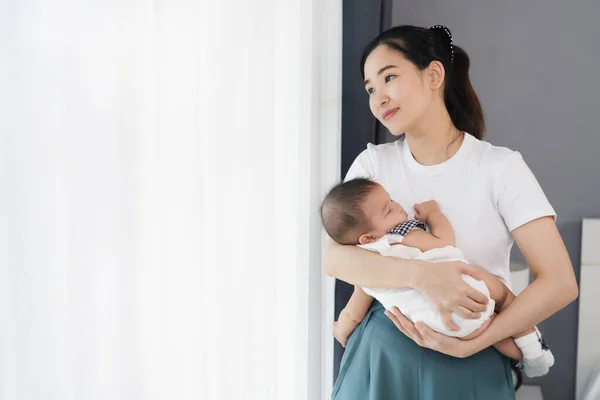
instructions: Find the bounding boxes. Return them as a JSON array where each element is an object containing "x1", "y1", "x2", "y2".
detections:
[
  {"x1": 385, "y1": 307, "x2": 482, "y2": 358},
  {"x1": 411, "y1": 260, "x2": 489, "y2": 331}
]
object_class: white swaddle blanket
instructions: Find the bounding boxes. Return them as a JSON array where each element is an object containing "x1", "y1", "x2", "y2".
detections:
[{"x1": 359, "y1": 237, "x2": 496, "y2": 337}]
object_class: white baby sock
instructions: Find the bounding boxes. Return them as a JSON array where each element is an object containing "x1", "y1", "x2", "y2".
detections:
[{"x1": 514, "y1": 327, "x2": 555, "y2": 378}]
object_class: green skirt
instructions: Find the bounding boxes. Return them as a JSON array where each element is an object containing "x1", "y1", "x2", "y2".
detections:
[{"x1": 332, "y1": 302, "x2": 515, "y2": 400}]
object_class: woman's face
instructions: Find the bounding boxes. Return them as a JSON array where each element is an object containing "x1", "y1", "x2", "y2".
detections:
[{"x1": 363, "y1": 45, "x2": 431, "y2": 135}]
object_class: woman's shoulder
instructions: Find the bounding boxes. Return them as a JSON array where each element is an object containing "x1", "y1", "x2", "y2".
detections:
[
  {"x1": 362, "y1": 138, "x2": 403, "y2": 163},
  {"x1": 469, "y1": 135, "x2": 522, "y2": 173},
  {"x1": 471, "y1": 135, "x2": 554, "y2": 231},
  {"x1": 352, "y1": 139, "x2": 402, "y2": 166},
  {"x1": 365, "y1": 139, "x2": 402, "y2": 154},
  {"x1": 345, "y1": 140, "x2": 401, "y2": 181}
]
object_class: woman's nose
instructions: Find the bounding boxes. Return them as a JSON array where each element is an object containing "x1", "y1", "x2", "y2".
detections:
[{"x1": 373, "y1": 90, "x2": 389, "y2": 107}]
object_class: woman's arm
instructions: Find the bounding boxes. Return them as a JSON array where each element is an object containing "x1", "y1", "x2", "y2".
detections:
[
  {"x1": 465, "y1": 216, "x2": 577, "y2": 350},
  {"x1": 469, "y1": 152, "x2": 578, "y2": 351},
  {"x1": 387, "y1": 216, "x2": 578, "y2": 357},
  {"x1": 324, "y1": 236, "x2": 490, "y2": 330},
  {"x1": 324, "y1": 236, "x2": 419, "y2": 288}
]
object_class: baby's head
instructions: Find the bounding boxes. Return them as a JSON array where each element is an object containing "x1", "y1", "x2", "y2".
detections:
[{"x1": 320, "y1": 178, "x2": 408, "y2": 245}]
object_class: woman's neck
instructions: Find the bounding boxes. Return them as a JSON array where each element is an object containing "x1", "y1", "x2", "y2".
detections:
[{"x1": 404, "y1": 105, "x2": 464, "y2": 166}]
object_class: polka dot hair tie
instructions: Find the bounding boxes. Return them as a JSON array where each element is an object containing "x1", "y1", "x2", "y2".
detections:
[{"x1": 430, "y1": 25, "x2": 454, "y2": 63}]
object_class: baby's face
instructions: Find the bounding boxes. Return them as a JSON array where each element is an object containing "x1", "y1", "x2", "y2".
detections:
[{"x1": 362, "y1": 184, "x2": 408, "y2": 238}]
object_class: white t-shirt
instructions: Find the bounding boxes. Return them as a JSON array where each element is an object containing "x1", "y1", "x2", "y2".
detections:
[{"x1": 344, "y1": 132, "x2": 556, "y2": 288}]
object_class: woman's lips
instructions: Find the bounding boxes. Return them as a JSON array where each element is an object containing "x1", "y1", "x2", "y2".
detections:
[{"x1": 382, "y1": 108, "x2": 398, "y2": 120}]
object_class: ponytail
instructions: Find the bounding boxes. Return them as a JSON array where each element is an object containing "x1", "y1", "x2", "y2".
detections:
[{"x1": 447, "y1": 45, "x2": 485, "y2": 139}]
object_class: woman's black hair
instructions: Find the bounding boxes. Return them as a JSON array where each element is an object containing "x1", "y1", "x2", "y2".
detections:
[{"x1": 360, "y1": 25, "x2": 485, "y2": 139}]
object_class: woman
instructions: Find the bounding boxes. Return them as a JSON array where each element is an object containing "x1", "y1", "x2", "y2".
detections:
[{"x1": 325, "y1": 25, "x2": 578, "y2": 399}]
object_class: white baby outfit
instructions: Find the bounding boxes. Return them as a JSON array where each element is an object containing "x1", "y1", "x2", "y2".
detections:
[{"x1": 359, "y1": 221, "x2": 495, "y2": 338}]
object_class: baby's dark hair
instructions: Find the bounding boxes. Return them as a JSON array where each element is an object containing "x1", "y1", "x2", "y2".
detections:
[{"x1": 320, "y1": 178, "x2": 379, "y2": 245}]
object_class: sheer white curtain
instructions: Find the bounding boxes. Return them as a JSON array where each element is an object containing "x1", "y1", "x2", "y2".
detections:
[{"x1": 0, "y1": 1, "x2": 341, "y2": 399}]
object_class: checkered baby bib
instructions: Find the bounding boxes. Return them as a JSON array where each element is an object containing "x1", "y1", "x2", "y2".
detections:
[{"x1": 386, "y1": 219, "x2": 427, "y2": 237}]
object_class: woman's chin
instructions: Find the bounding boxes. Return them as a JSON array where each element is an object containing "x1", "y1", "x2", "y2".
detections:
[
  {"x1": 386, "y1": 130, "x2": 405, "y2": 137},
  {"x1": 383, "y1": 123, "x2": 406, "y2": 136}
]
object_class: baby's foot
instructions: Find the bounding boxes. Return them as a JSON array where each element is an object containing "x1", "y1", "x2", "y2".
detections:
[
  {"x1": 514, "y1": 327, "x2": 555, "y2": 378},
  {"x1": 522, "y1": 352, "x2": 554, "y2": 377}
]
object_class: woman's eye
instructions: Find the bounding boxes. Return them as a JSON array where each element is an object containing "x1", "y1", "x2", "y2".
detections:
[
  {"x1": 385, "y1": 74, "x2": 396, "y2": 83},
  {"x1": 367, "y1": 87, "x2": 375, "y2": 94}
]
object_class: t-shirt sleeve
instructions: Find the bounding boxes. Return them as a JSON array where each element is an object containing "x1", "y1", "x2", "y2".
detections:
[
  {"x1": 494, "y1": 151, "x2": 556, "y2": 232},
  {"x1": 343, "y1": 144, "x2": 377, "y2": 182}
]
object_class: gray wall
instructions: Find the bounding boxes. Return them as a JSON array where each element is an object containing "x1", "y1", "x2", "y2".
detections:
[{"x1": 391, "y1": 1, "x2": 600, "y2": 399}]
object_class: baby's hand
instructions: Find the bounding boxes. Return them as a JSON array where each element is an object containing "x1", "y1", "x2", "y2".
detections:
[
  {"x1": 333, "y1": 320, "x2": 356, "y2": 348},
  {"x1": 414, "y1": 200, "x2": 440, "y2": 221}
]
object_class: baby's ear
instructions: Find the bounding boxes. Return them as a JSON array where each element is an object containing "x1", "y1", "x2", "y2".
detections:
[{"x1": 358, "y1": 234, "x2": 377, "y2": 245}]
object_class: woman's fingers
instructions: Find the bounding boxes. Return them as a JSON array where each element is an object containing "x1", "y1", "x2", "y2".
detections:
[
  {"x1": 440, "y1": 311, "x2": 460, "y2": 332},
  {"x1": 455, "y1": 305, "x2": 481, "y2": 320},
  {"x1": 457, "y1": 266, "x2": 488, "y2": 303},
  {"x1": 460, "y1": 266, "x2": 491, "y2": 305},
  {"x1": 415, "y1": 322, "x2": 440, "y2": 347},
  {"x1": 387, "y1": 307, "x2": 425, "y2": 343},
  {"x1": 384, "y1": 310, "x2": 407, "y2": 334},
  {"x1": 458, "y1": 296, "x2": 488, "y2": 315},
  {"x1": 386, "y1": 309, "x2": 472, "y2": 358},
  {"x1": 460, "y1": 264, "x2": 482, "y2": 280},
  {"x1": 465, "y1": 285, "x2": 489, "y2": 307}
]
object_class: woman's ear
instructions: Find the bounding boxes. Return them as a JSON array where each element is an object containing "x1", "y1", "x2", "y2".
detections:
[
  {"x1": 426, "y1": 60, "x2": 445, "y2": 90},
  {"x1": 359, "y1": 234, "x2": 378, "y2": 245}
]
